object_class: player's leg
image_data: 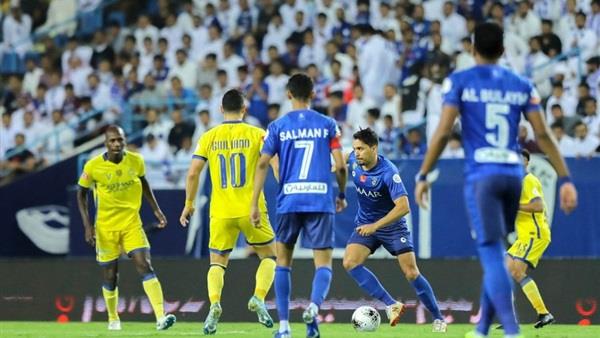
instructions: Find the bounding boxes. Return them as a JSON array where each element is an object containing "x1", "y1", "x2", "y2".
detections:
[
  {"x1": 96, "y1": 228, "x2": 121, "y2": 330},
  {"x1": 465, "y1": 176, "x2": 520, "y2": 337},
  {"x1": 273, "y1": 213, "x2": 302, "y2": 337}
]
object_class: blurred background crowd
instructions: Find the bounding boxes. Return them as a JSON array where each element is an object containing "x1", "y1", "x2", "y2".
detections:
[{"x1": 1, "y1": 0, "x2": 599, "y2": 187}]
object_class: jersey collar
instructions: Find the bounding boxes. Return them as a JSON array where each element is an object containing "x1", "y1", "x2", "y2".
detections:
[{"x1": 222, "y1": 120, "x2": 243, "y2": 124}]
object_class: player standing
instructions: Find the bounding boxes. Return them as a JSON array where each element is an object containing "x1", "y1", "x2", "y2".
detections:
[
  {"x1": 343, "y1": 128, "x2": 447, "y2": 332},
  {"x1": 77, "y1": 125, "x2": 176, "y2": 331},
  {"x1": 415, "y1": 22, "x2": 577, "y2": 338},
  {"x1": 250, "y1": 73, "x2": 348, "y2": 338},
  {"x1": 179, "y1": 89, "x2": 278, "y2": 335},
  {"x1": 506, "y1": 149, "x2": 554, "y2": 328}
]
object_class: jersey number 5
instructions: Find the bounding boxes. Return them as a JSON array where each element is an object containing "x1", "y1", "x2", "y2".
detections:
[
  {"x1": 294, "y1": 140, "x2": 314, "y2": 180},
  {"x1": 218, "y1": 153, "x2": 246, "y2": 188},
  {"x1": 485, "y1": 103, "x2": 510, "y2": 148}
]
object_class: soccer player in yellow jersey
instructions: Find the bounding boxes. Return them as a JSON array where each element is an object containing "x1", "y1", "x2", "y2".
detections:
[
  {"x1": 77, "y1": 125, "x2": 176, "y2": 331},
  {"x1": 180, "y1": 89, "x2": 278, "y2": 335},
  {"x1": 506, "y1": 149, "x2": 554, "y2": 328}
]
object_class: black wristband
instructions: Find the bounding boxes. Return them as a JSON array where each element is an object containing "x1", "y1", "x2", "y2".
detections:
[
  {"x1": 558, "y1": 176, "x2": 572, "y2": 186},
  {"x1": 338, "y1": 192, "x2": 345, "y2": 200}
]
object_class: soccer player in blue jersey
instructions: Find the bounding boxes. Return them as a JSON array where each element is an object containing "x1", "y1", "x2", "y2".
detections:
[
  {"x1": 415, "y1": 22, "x2": 578, "y2": 338},
  {"x1": 343, "y1": 128, "x2": 447, "y2": 333},
  {"x1": 251, "y1": 73, "x2": 348, "y2": 338}
]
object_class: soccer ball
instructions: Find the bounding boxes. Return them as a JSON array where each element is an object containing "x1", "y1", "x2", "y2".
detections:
[{"x1": 351, "y1": 306, "x2": 381, "y2": 332}]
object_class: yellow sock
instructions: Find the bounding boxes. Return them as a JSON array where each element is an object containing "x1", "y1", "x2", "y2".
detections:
[
  {"x1": 207, "y1": 264, "x2": 226, "y2": 304},
  {"x1": 142, "y1": 275, "x2": 165, "y2": 321},
  {"x1": 102, "y1": 286, "x2": 119, "y2": 321},
  {"x1": 521, "y1": 277, "x2": 549, "y2": 314},
  {"x1": 254, "y1": 258, "x2": 276, "y2": 301}
]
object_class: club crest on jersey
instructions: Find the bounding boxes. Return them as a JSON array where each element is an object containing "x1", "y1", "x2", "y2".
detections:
[
  {"x1": 359, "y1": 175, "x2": 367, "y2": 183},
  {"x1": 371, "y1": 177, "x2": 378, "y2": 186},
  {"x1": 116, "y1": 169, "x2": 122, "y2": 176},
  {"x1": 393, "y1": 174, "x2": 402, "y2": 183},
  {"x1": 352, "y1": 170, "x2": 356, "y2": 177}
]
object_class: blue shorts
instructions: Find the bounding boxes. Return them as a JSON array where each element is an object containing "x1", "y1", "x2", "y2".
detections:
[
  {"x1": 464, "y1": 175, "x2": 522, "y2": 245},
  {"x1": 276, "y1": 212, "x2": 334, "y2": 249},
  {"x1": 347, "y1": 225, "x2": 413, "y2": 256}
]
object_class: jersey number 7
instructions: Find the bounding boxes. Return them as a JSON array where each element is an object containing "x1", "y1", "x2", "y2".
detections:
[{"x1": 294, "y1": 140, "x2": 314, "y2": 180}]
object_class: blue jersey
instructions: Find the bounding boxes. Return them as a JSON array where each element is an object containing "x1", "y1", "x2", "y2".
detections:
[
  {"x1": 442, "y1": 65, "x2": 542, "y2": 178},
  {"x1": 349, "y1": 152, "x2": 408, "y2": 228},
  {"x1": 262, "y1": 109, "x2": 341, "y2": 214}
]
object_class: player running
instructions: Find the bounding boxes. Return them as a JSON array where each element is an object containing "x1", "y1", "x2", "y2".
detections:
[
  {"x1": 343, "y1": 128, "x2": 446, "y2": 333},
  {"x1": 179, "y1": 89, "x2": 278, "y2": 335},
  {"x1": 77, "y1": 125, "x2": 176, "y2": 331},
  {"x1": 506, "y1": 149, "x2": 554, "y2": 328},
  {"x1": 415, "y1": 22, "x2": 577, "y2": 338},
  {"x1": 250, "y1": 73, "x2": 348, "y2": 338}
]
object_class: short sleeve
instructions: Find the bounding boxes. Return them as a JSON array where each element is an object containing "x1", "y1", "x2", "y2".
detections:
[
  {"x1": 329, "y1": 119, "x2": 342, "y2": 150},
  {"x1": 261, "y1": 122, "x2": 278, "y2": 156},
  {"x1": 78, "y1": 162, "x2": 94, "y2": 188},
  {"x1": 520, "y1": 175, "x2": 539, "y2": 204},
  {"x1": 384, "y1": 170, "x2": 408, "y2": 201},
  {"x1": 442, "y1": 74, "x2": 461, "y2": 107},
  {"x1": 524, "y1": 82, "x2": 542, "y2": 114},
  {"x1": 193, "y1": 133, "x2": 209, "y2": 160},
  {"x1": 138, "y1": 155, "x2": 146, "y2": 177}
]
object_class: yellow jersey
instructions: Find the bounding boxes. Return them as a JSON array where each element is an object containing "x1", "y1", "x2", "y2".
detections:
[
  {"x1": 515, "y1": 173, "x2": 551, "y2": 241},
  {"x1": 78, "y1": 151, "x2": 145, "y2": 231},
  {"x1": 193, "y1": 121, "x2": 268, "y2": 218}
]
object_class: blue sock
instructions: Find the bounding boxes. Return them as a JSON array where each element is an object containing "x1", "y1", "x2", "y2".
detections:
[
  {"x1": 348, "y1": 265, "x2": 396, "y2": 306},
  {"x1": 275, "y1": 266, "x2": 291, "y2": 321},
  {"x1": 476, "y1": 287, "x2": 496, "y2": 335},
  {"x1": 411, "y1": 274, "x2": 444, "y2": 320},
  {"x1": 477, "y1": 241, "x2": 519, "y2": 335},
  {"x1": 310, "y1": 266, "x2": 332, "y2": 307}
]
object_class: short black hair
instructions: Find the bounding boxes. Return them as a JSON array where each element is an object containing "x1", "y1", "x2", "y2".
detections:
[
  {"x1": 105, "y1": 124, "x2": 125, "y2": 137},
  {"x1": 222, "y1": 89, "x2": 245, "y2": 112},
  {"x1": 474, "y1": 22, "x2": 504, "y2": 60},
  {"x1": 286, "y1": 73, "x2": 314, "y2": 101},
  {"x1": 521, "y1": 148, "x2": 530, "y2": 161},
  {"x1": 353, "y1": 128, "x2": 379, "y2": 147},
  {"x1": 550, "y1": 121, "x2": 564, "y2": 130}
]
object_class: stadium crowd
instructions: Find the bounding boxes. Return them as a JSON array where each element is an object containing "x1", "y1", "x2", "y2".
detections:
[{"x1": 1, "y1": 0, "x2": 600, "y2": 186}]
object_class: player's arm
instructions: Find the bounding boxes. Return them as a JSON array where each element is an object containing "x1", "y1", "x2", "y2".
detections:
[
  {"x1": 140, "y1": 176, "x2": 167, "y2": 228},
  {"x1": 415, "y1": 104, "x2": 459, "y2": 209},
  {"x1": 251, "y1": 153, "x2": 273, "y2": 225},
  {"x1": 332, "y1": 148, "x2": 348, "y2": 212},
  {"x1": 269, "y1": 154, "x2": 279, "y2": 183},
  {"x1": 180, "y1": 157, "x2": 206, "y2": 226},
  {"x1": 76, "y1": 186, "x2": 95, "y2": 247},
  {"x1": 356, "y1": 196, "x2": 410, "y2": 236},
  {"x1": 527, "y1": 110, "x2": 577, "y2": 213},
  {"x1": 520, "y1": 197, "x2": 544, "y2": 213}
]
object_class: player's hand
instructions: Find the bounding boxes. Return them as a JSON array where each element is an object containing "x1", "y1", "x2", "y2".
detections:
[
  {"x1": 84, "y1": 226, "x2": 95, "y2": 247},
  {"x1": 155, "y1": 209, "x2": 167, "y2": 228},
  {"x1": 559, "y1": 182, "x2": 578, "y2": 214},
  {"x1": 356, "y1": 224, "x2": 377, "y2": 236},
  {"x1": 415, "y1": 181, "x2": 430, "y2": 209},
  {"x1": 250, "y1": 205, "x2": 261, "y2": 228},
  {"x1": 179, "y1": 206, "x2": 195, "y2": 227},
  {"x1": 336, "y1": 197, "x2": 347, "y2": 212}
]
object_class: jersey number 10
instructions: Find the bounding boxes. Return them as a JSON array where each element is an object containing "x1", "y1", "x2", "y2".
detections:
[{"x1": 218, "y1": 153, "x2": 246, "y2": 188}]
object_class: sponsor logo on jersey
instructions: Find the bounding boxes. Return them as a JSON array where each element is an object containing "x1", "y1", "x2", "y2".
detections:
[{"x1": 356, "y1": 187, "x2": 382, "y2": 198}]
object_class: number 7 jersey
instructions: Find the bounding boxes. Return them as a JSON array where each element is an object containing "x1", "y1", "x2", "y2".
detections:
[
  {"x1": 442, "y1": 65, "x2": 542, "y2": 178},
  {"x1": 262, "y1": 109, "x2": 341, "y2": 214},
  {"x1": 193, "y1": 121, "x2": 268, "y2": 218}
]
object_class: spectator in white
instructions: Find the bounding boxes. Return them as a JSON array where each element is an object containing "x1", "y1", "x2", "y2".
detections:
[
  {"x1": 143, "y1": 108, "x2": 173, "y2": 141},
  {"x1": 192, "y1": 109, "x2": 215, "y2": 145},
  {"x1": 10, "y1": 94, "x2": 33, "y2": 130},
  {"x1": 157, "y1": 38, "x2": 176, "y2": 69},
  {"x1": 280, "y1": 0, "x2": 303, "y2": 31},
  {"x1": 4, "y1": 133, "x2": 38, "y2": 177},
  {"x1": 550, "y1": 121, "x2": 576, "y2": 157},
  {"x1": 317, "y1": 0, "x2": 341, "y2": 24},
  {"x1": 546, "y1": 82, "x2": 578, "y2": 118},
  {"x1": 558, "y1": 0, "x2": 578, "y2": 43},
  {"x1": 346, "y1": 82, "x2": 376, "y2": 132},
  {"x1": 176, "y1": 0, "x2": 195, "y2": 33},
  {"x1": 139, "y1": 36, "x2": 156, "y2": 77},
  {"x1": 572, "y1": 121, "x2": 600, "y2": 158},
  {"x1": 423, "y1": 0, "x2": 445, "y2": 21},
  {"x1": 1, "y1": 5, "x2": 32, "y2": 57},
  {"x1": 216, "y1": 0, "x2": 239, "y2": 37},
  {"x1": 43, "y1": 110, "x2": 75, "y2": 162},
  {"x1": 455, "y1": 37, "x2": 476, "y2": 70},
  {"x1": 357, "y1": 24, "x2": 397, "y2": 104},
  {"x1": 97, "y1": 59, "x2": 114, "y2": 86},
  {"x1": 197, "y1": 53, "x2": 218, "y2": 87},
  {"x1": 441, "y1": 133, "x2": 465, "y2": 159},
  {"x1": 169, "y1": 49, "x2": 198, "y2": 89},
  {"x1": 134, "y1": 15, "x2": 159, "y2": 52},
  {"x1": 232, "y1": 0, "x2": 257, "y2": 41},
  {"x1": 439, "y1": 1, "x2": 467, "y2": 53},
  {"x1": 326, "y1": 60, "x2": 352, "y2": 95},
  {"x1": 373, "y1": 2, "x2": 400, "y2": 37},
  {"x1": 524, "y1": 36, "x2": 552, "y2": 98},
  {"x1": 139, "y1": 133, "x2": 173, "y2": 189},
  {"x1": 63, "y1": 56, "x2": 93, "y2": 96},
  {"x1": 509, "y1": 0, "x2": 542, "y2": 41},
  {"x1": 35, "y1": 0, "x2": 77, "y2": 37},
  {"x1": 490, "y1": 7, "x2": 528, "y2": 73},
  {"x1": 547, "y1": 104, "x2": 581, "y2": 132},
  {"x1": 290, "y1": 10, "x2": 308, "y2": 36},
  {"x1": 189, "y1": 15, "x2": 209, "y2": 62},
  {"x1": 220, "y1": 41, "x2": 245, "y2": 87},
  {"x1": 582, "y1": 98, "x2": 600, "y2": 138},
  {"x1": 298, "y1": 30, "x2": 326, "y2": 69},
  {"x1": 90, "y1": 31, "x2": 115, "y2": 68},
  {"x1": 266, "y1": 15, "x2": 292, "y2": 56},
  {"x1": 201, "y1": 24, "x2": 225, "y2": 61},
  {"x1": 160, "y1": 13, "x2": 183, "y2": 54},
  {"x1": 322, "y1": 40, "x2": 354, "y2": 79},
  {"x1": 22, "y1": 58, "x2": 43, "y2": 97},
  {"x1": 264, "y1": 59, "x2": 289, "y2": 105},
  {"x1": 86, "y1": 73, "x2": 113, "y2": 112},
  {"x1": 45, "y1": 72, "x2": 66, "y2": 114},
  {"x1": 20, "y1": 110, "x2": 44, "y2": 151},
  {"x1": 173, "y1": 135, "x2": 195, "y2": 188},
  {"x1": 132, "y1": 74, "x2": 165, "y2": 111},
  {"x1": 195, "y1": 84, "x2": 221, "y2": 124},
  {"x1": 0, "y1": 113, "x2": 17, "y2": 160},
  {"x1": 565, "y1": 12, "x2": 598, "y2": 61},
  {"x1": 588, "y1": 0, "x2": 600, "y2": 37},
  {"x1": 585, "y1": 57, "x2": 600, "y2": 98},
  {"x1": 533, "y1": 0, "x2": 563, "y2": 21},
  {"x1": 381, "y1": 84, "x2": 401, "y2": 126},
  {"x1": 314, "y1": 12, "x2": 334, "y2": 46}
]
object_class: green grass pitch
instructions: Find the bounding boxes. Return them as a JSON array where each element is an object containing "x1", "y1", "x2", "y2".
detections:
[{"x1": 1, "y1": 322, "x2": 599, "y2": 338}]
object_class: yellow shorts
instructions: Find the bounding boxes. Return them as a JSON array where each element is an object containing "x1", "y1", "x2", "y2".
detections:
[
  {"x1": 209, "y1": 213, "x2": 274, "y2": 254},
  {"x1": 507, "y1": 237, "x2": 550, "y2": 269},
  {"x1": 96, "y1": 226, "x2": 150, "y2": 264}
]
